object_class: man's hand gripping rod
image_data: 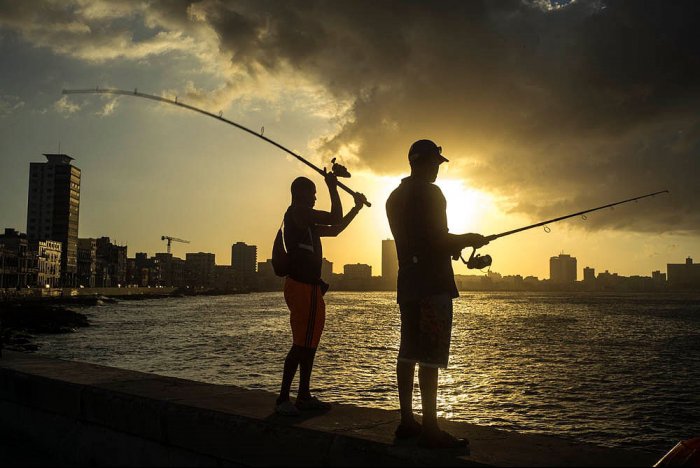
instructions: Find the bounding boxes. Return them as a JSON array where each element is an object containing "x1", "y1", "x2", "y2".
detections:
[
  {"x1": 458, "y1": 190, "x2": 670, "y2": 269},
  {"x1": 62, "y1": 88, "x2": 371, "y2": 207}
]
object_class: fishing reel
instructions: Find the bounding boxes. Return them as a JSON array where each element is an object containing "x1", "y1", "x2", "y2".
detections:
[
  {"x1": 461, "y1": 247, "x2": 492, "y2": 270},
  {"x1": 330, "y1": 158, "x2": 352, "y2": 178}
]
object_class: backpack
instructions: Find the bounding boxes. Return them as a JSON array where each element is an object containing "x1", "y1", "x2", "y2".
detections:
[{"x1": 271, "y1": 222, "x2": 289, "y2": 277}]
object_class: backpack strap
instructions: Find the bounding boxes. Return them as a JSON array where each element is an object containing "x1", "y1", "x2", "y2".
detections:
[{"x1": 298, "y1": 227, "x2": 314, "y2": 253}]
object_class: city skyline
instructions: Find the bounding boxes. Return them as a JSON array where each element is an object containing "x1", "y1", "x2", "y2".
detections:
[{"x1": 1, "y1": 2, "x2": 699, "y2": 279}]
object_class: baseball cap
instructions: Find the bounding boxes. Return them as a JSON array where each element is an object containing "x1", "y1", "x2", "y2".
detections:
[{"x1": 408, "y1": 139, "x2": 449, "y2": 164}]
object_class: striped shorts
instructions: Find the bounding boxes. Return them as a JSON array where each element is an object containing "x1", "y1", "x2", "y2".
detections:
[{"x1": 284, "y1": 277, "x2": 326, "y2": 349}]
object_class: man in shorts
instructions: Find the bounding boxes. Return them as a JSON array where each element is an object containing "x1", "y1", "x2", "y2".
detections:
[
  {"x1": 275, "y1": 172, "x2": 366, "y2": 416},
  {"x1": 386, "y1": 139, "x2": 489, "y2": 449}
]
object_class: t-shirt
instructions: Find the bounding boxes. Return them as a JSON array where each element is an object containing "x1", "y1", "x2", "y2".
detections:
[
  {"x1": 283, "y1": 205, "x2": 323, "y2": 284},
  {"x1": 386, "y1": 176, "x2": 458, "y2": 304}
]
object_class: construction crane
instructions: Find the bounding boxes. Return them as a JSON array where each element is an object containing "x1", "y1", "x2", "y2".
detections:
[{"x1": 161, "y1": 235, "x2": 190, "y2": 254}]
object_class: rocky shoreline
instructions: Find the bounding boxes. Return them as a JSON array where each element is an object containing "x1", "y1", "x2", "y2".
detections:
[
  {"x1": 0, "y1": 302, "x2": 90, "y2": 353},
  {"x1": 0, "y1": 289, "x2": 249, "y2": 354}
]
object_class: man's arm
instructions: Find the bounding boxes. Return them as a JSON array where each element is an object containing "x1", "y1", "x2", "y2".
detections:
[
  {"x1": 316, "y1": 192, "x2": 367, "y2": 237},
  {"x1": 422, "y1": 186, "x2": 488, "y2": 255},
  {"x1": 448, "y1": 233, "x2": 489, "y2": 259},
  {"x1": 311, "y1": 172, "x2": 342, "y2": 225}
]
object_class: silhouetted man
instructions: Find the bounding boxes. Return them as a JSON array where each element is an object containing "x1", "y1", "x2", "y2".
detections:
[
  {"x1": 386, "y1": 139, "x2": 488, "y2": 449},
  {"x1": 275, "y1": 172, "x2": 366, "y2": 416}
]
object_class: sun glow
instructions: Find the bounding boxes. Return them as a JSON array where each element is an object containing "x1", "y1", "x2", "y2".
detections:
[
  {"x1": 436, "y1": 179, "x2": 494, "y2": 234},
  {"x1": 359, "y1": 174, "x2": 496, "y2": 239}
]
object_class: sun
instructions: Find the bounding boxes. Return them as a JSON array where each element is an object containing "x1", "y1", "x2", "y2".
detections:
[{"x1": 435, "y1": 179, "x2": 493, "y2": 234}]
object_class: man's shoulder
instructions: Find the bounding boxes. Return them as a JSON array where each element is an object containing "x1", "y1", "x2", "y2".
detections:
[{"x1": 388, "y1": 178, "x2": 444, "y2": 202}]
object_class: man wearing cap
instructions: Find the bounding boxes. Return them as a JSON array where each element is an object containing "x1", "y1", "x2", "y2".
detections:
[{"x1": 386, "y1": 139, "x2": 489, "y2": 449}]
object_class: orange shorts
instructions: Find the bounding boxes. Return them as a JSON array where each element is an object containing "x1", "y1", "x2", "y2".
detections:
[{"x1": 284, "y1": 277, "x2": 326, "y2": 349}]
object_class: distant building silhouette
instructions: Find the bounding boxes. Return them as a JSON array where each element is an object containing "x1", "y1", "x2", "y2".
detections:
[
  {"x1": 185, "y1": 252, "x2": 216, "y2": 288},
  {"x1": 583, "y1": 266, "x2": 595, "y2": 282},
  {"x1": 153, "y1": 252, "x2": 185, "y2": 288},
  {"x1": 32, "y1": 239, "x2": 62, "y2": 288},
  {"x1": 342, "y1": 263, "x2": 372, "y2": 290},
  {"x1": 213, "y1": 265, "x2": 236, "y2": 290},
  {"x1": 667, "y1": 257, "x2": 700, "y2": 289},
  {"x1": 132, "y1": 252, "x2": 151, "y2": 287},
  {"x1": 77, "y1": 238, "x2": 97, "y2": 288},
  {"x1": 344, "y1": 263, "x2": 372, "y2": 279},
  {"x1": 94, "y1": 237, "x2": 127, "y2": 287},
  {"x1": 550, "y1": 253, "x2": 577, "y2": 284},
  {"x1": 651, "y1": 270, "x2": 667, "y2": 284},
  {"x1": 0, "y1": 228, "x2": 32, "y2": 288},
  {"x1": 231, "y1": 242, "x2": 257, "y2": 275},
  {"x1": 257, "y1": 258, "x2": 284, "y2": 291},
  {"x1": 321, "y1": 257, "x2": 333, "y2": 282},
  {"x1": 597, "y1": 269, "x2": 622, "y2": 289},
  {"x1": 382, "y1": 239, "x2": 398, "y2": 284},
  {"x1": 27, "y1": 154, "x2": 81, "y2": 286}
]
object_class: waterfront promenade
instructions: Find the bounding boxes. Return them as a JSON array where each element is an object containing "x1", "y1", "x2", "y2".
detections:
[{"x1": 0, "y1": 351, "x2": 659, "y2": 466}]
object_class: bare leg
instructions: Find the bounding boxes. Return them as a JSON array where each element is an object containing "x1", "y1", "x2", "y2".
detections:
[
  {"x1": 417, "y1": 365, "x2": 467, "y2": 449},
  {"x1": 277, "y1": 345, "x2": 303, "y2": 404},
  {"x1": 298, "y1": 346, "x2": 317, "y2": 400},
  {"x1": 418, "y1": 365, "x2": 439, "y2": 433},
  {"x1": 397, "y1": 360, "x2": 418, "y2": 425}
]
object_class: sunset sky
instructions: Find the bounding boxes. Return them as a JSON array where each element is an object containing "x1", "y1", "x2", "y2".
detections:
[{"x1": 1, "y1": 0, "x2": 698, "y2": 279}]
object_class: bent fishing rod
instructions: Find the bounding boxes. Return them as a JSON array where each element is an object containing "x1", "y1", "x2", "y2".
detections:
[
  {"x1": 459, "y1": 190, "x2": 670, "y2": 269},
  {"x1": 62, "y1": 87, "x2": 371, "y2": 207}
]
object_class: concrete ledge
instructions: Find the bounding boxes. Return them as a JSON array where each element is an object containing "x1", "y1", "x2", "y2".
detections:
[{"x1": 0, "y1": 351, "x2": 659, "y2": 466}]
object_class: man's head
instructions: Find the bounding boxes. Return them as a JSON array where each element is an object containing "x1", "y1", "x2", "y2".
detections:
[
  {"x1": 291, "y1": 176, "x2": 316, "y2": 208},
  {"x1": 408, "y1": 139, "x2": 448, "y2": 182}
]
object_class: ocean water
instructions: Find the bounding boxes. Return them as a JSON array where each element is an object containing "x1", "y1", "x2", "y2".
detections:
[{"x1": 33, "y1": 291, "x2": 700, "y2": 453}]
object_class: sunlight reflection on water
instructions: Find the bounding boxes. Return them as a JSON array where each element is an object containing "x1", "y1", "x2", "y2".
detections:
[{"x1": 34, "y1": 291, "x2": 700, "y2": 452}]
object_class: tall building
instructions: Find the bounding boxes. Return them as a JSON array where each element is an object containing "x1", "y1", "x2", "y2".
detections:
[
  {"x1": 667, "y1": 257, "x2": 700, "y2": 289},
  {"x1": 27, "y1": 154, "x2": 81, "y2": 286},
  {"x1": 583, "y1": 267, "x2": 596, "y2": 282},
  {"x1": 382, "y1": 239, "x2": 398, "y2": 283},
  {"x1": 231, "y1": 242, "x2": 257, "y2": 276},
  {"x1": 550, "y1": 253, "x2": 577, "y2": 284}
]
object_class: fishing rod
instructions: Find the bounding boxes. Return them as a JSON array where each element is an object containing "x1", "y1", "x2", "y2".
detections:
[
  {"x1": 460, "y1": 189, "x2": 670, "y2": 269},
  {"x1": 61, "y1": 87, "x2": 371, "y2": 207}
]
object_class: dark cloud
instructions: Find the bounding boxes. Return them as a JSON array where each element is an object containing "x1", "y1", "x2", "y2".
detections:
[
  {"x1": 188, "y1": 0, "x2": 700, "y2": 233},
  {"x1": 2, "y1": 0, "x2": 698, "y2": 233}
]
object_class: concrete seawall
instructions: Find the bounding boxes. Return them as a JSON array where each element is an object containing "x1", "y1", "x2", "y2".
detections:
[{"x1": 0, "y1": 351, "x2": 660, "y2": 466}]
